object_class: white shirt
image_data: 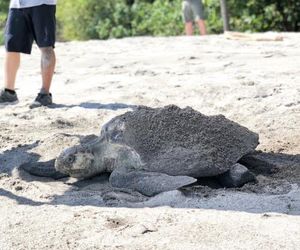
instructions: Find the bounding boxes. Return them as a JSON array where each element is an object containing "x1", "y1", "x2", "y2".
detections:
[{"x1": 10, "y1": 0, "x2": 57, "y2": 8}]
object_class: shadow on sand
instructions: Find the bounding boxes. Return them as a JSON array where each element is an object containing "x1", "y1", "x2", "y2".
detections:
[
  {"x1": 50, "y1": 102, "x2": 138, "y2": 111},
  {"x1": 1, "y1": 142, "x2": 299, "y2": 215}
]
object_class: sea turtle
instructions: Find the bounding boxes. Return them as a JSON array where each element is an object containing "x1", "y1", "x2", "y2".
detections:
[{"x1": 23, "y1": 105, "x2": 259, "y2": 196}]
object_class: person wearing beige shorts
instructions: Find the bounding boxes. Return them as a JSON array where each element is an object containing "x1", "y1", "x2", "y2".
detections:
[{"x1": 182, "y1": 0, "x2": 207, "y2": 35}]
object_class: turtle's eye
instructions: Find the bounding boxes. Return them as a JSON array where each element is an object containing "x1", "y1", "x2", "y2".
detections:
[
  {"x1": 86, "y1": 148, "x2": 92, "y2": 154},
  {"x1": 67, "y1": 155, "x2": 75, "y2": 164}
]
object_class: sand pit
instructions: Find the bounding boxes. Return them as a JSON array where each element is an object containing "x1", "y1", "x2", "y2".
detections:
[{"x1": 0, "y1": 34, "x2": 300, "y2": 249}]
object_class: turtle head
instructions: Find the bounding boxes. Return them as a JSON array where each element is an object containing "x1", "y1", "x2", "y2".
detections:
[{"x1": 55, "y1": 145, "x2": 98, "y2": 179}]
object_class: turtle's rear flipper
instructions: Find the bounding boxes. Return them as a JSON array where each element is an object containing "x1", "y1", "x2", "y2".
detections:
[
  {"x1": 109, "y1": 166, "x2": 197, "y2": 197},
  {"x1": 20, "y1": 160, "x2": 68, "y2": 180}
]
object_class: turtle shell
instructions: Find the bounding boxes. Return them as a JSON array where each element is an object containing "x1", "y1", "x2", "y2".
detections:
[{"x1": 101, "y1": 105, "x2": 259, "y2": 178}]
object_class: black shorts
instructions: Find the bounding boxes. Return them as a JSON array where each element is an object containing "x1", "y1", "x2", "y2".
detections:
[{"x1": 5, "y1": 4, "x2": 56, "y2": 54}]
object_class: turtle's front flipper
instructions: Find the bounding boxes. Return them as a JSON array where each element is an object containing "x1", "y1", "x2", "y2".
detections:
[
  {"x1": 20, "y1": 160, "x2": 68, "y2": 180},
  {"x1": 109, "y1": 166, "x2": 197, "y2": 197}
]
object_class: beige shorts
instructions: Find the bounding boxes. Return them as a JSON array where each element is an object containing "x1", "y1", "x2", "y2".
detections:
[{"x1": 182, "y1": 0, "x2": 205, "y2": 23}]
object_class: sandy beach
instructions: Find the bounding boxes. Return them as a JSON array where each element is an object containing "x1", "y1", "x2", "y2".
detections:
[{"x1": 0, "y1": 34, "x2": 300, "y2": 249}]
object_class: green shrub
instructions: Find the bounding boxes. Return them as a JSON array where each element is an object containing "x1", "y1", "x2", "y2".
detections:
[
  {"x1": 0, "y1": 0, "x2": 9, "y2": 45},
  {"x1": 57, "y1": 0, "x2": 131, "y2": 40},
  {"x1": 0, "y1": 31, "x2": 4, "y2": 45},
  {"x1": 203, "y1": 0, "x2": 223, "y2": 33},
  {"x1": 131, "y1": 1, "x2": 153, "y2": 36},
  {"x1": 1, "y1": 0, "x2": 299, "y2": 44},
  {"x1": 227, "y1": 0, "x2": 300, "y2": 32},
  {"x1": 132, "y1": 0, "x2": 183, "y2": 36}
]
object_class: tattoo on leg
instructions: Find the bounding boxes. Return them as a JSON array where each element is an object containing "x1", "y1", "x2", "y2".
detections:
[
  {"x1": 41, "y1": 47, "x2": 54, "y2": 69},
  {"x1": 40, "y1": 47, "x2": 56, "y2": 93}
]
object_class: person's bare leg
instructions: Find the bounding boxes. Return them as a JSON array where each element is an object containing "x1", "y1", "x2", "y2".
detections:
[
  {"x1": 185, "y1": 22, "x2": 194, "y2": 36},
  {"x1": 40, "y1": 47, "x2": 56, "y2": 94},
  {"x1": 4, "y1": 52, "x2": 20, "y2": 91},
  {"x1": 197, "y1": 19, "x2": 207, "y2": 35}
]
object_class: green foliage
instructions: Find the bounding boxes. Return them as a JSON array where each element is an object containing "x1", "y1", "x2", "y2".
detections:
[
  {"x1": 57, "y1": 0, "x2": 132, "y2": 40},
  {"x1": 0, "y1": 0, "x2": 299, "y2": 44},
  {"x1": 0, "y1": 0, "x2": 9, "y2": 10},
  {"x1": 203, "y1": 0, "x2": 223, "y2": 33},
  {"x1": 0, "y1": 0, "x2": 9, "y2": 44},
  {"x1": 227, "y1": 0, "x2": 280, "y2": 32},
  {"x1": 227, "y1": 0, "x2": 300, "y2": 32},
  {"x1": 202, "y1": 0, "x2": 300, "y2": 33},
  {"x1": 130, "y1": 0, "x2": 155, "y2": 36},
  {"x1": 58, "y1": 0, "x2": 299, "y2": 41},
  {"x1": 0, "y1": 31, "x2": 4, "y2": 45},
  {"x1": 98, "y1": 1, "x2": 132, "y2": 39},
  {"x1": 132, "y1": 0, "x2": 183, "y2": 36}
]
